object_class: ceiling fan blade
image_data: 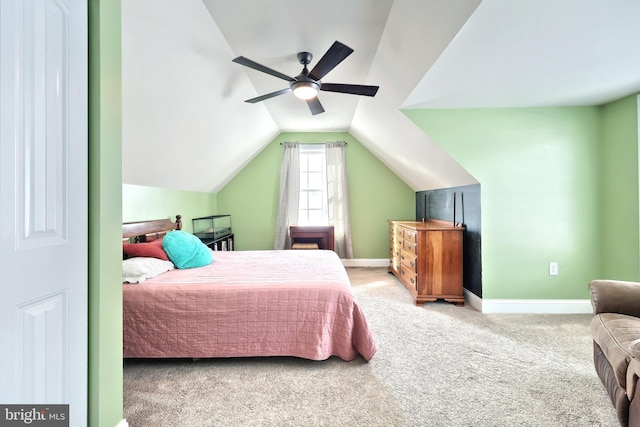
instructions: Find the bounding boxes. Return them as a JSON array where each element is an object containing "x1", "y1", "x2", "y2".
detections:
[
  {"x1": 308, "y1": 41, "x2": 353, "y2": 81},
  {"x1": 306, "y1": 97, "x2": 325, "y2": 115},
  {"x1": 245, "y1": 88, "x2": 292, "y2": 103},
  {"x1": 320, "y1": 83, "x2": 379, "y2": 97},
  {"x1": 232, "y1": 56, "x2": 296, "y2": 82}
]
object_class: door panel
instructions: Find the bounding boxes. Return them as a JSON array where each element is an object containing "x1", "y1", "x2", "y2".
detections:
[{"x1": 0, "y1": 0, "x2": 87, "y2": 424}]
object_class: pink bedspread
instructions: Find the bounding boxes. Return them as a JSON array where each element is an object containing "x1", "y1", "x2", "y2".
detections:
[{"x1": 123, "y1": 250, "x2": 376, "y2": 361}]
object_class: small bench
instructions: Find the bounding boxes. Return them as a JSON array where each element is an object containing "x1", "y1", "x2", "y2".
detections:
[{"x1": 291, "y1": 243, "x2": 319, "y2": 250}]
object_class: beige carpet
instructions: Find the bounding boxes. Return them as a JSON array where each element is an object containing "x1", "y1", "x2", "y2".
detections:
[{"x1": 123, "y1": 267, "x2": 618, "y2": 426}]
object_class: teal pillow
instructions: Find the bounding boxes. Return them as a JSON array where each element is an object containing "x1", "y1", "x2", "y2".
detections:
[{"x1": 162, "y1": 230, "x2": 213, "y2": 269}]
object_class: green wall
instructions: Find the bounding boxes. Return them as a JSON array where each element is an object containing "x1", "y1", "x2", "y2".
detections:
[
  {"x1": 122, "y1": 184, "x2": 217, "y2": 233},
  {"x1": 404, "y1": 107, "x2": 603, "y2": 299},
  {"x1": 599, "y1": 95, "x2": 640, "y2": 280},
  {"x1": 88, "y1": 0, "x2": 123, "y2": 425},
  {"x1": 217, "y1": 132, "x2": 415, "y2": 258}
]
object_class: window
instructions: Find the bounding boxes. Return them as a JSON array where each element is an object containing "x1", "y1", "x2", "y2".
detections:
[
  {"x1": 298, "y1": 144, "x2": 328, "y2": 225},
  {"x1": 275, "y1": 141, "x2": 352, "y2": 258}
]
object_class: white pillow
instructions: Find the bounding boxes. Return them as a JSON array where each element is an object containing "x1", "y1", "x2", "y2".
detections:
[{"x1": 123, "y1": 257, "x2": 174, "y2": 283}]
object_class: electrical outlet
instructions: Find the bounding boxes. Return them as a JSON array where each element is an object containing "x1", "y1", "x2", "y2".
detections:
[{"x1": 549, "y1": 261, "x2": 559, "y2": 276}]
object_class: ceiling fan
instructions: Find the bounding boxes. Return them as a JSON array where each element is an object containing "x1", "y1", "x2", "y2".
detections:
[{"x1": 232, "y1": 41, "x2": 379, "y2": 115}]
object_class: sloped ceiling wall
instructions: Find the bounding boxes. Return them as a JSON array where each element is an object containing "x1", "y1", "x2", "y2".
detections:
[
  {"x1": 121, "y1": 0, "x2": 640, "y2": 193},
  {"x1": 121, "y1": 0, "x2": 279, "y2": 193}
]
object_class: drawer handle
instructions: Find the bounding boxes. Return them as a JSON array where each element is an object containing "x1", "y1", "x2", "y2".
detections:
[
  {"x1": 407, "y1": 244, "x2": 412, "y2": 250},
  {"x1": 401, "y1": 254, "x2": 405, "y2": 260},
  {"x1": 410, "y1": 278, "x2": 415, "y2": 284},
  {"x1": 410, "y1": 261, "x2": 415, "y2": 268}
]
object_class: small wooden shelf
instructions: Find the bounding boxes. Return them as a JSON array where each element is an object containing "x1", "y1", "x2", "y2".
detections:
[
  {"x1": 193, "y1": 215, "x2": 234, "y2": 251},
  {"x1": 202, "y1": 234, "x2": 234, "y2": 251}
]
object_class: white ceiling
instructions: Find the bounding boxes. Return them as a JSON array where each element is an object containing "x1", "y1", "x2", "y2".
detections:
[
  {"x1": 121, "y1": 0, "x2": 640, "y2": 193},
  {"x1": 404, "y1": 0, "x2": 640, "y2": 109}
]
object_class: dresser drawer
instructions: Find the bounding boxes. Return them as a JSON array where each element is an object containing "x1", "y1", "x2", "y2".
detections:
[
  {"x1": 389, "y1": 247, "x2": 401, "y2": 265},
  {"x1": 400, "y1": 250, "x2": 417, "y2": 272},
  {"x1": 403, "y1": 228, "x2": 417, "y2": 243},
  {"x1": 402, "y1": 238, "x2": 417, "y2": 255},
  {"x1": 399, "y1": 265, "x2": 417, "y2": 291}
]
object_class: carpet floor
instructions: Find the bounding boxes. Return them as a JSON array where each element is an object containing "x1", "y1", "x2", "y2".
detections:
[{"x1": 123, "y1": 267, "x2": 619, "y2": 426}]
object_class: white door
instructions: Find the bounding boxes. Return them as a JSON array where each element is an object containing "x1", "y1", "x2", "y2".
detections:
[{"x1": 0, "y1": 0, "x2": 87, "y2": 424}]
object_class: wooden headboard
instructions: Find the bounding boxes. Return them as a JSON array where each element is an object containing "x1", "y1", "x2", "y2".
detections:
[{"x1": 122, "y1": 215, "x2": 182, "y2": 243}]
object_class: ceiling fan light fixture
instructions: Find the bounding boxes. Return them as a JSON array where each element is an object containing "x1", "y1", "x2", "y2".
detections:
[
  {"x1": 292, "y1": 81, "x2": 319, "y2": 100},
  {"x1": 233, "y1": 41, "x2": 378, "y2": 114}
]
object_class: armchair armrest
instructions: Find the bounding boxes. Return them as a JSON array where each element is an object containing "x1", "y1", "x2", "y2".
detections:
[
  {"x1": 627, "y1": 340, "x2": 640, "y2": 400},
  {"x1": 589, "y1": 280, "x2": 640, "y2": 317}
]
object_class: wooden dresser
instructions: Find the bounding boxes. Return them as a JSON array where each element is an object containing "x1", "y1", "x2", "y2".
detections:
[{"x1": 388, "y1": 220, "x2": 464, "y2": 306}]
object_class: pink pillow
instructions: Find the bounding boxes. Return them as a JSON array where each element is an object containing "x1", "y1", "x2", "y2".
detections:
[{"x1": 123, "y1": 239, "x2": 169, "y2": 260}]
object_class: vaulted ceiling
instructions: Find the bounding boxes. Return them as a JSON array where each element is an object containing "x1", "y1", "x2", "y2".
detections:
[{"x1": 121, "y1": 0, "x2": 640, "y2": 193}]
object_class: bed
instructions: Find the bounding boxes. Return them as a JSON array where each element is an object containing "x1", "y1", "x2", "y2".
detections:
[{"x1": 121, "y1": 216, "x2": 377, "y2": 362}]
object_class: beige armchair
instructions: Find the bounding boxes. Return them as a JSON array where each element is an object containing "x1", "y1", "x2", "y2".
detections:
[{"x1": 590, "y1": 279, "x2": 640, "y2": 426}]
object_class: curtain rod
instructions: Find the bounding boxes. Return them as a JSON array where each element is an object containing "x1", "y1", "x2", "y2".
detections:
[{"x1": 279, "y1": 142, "x2": 347, "y2": 145}]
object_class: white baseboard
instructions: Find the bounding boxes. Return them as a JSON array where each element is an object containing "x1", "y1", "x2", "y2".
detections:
[
  {"x1": 464, "y1": 289, "x2": 482, "y2": 312},
  {"x1": 478, "y1": 295, "x2": 593, "y2": 314},
  {"x1": 341, "y1": 258, "x2": 389, "y2": 267},
  {"x1": 116, "y1": 420, "x2": 129, "y2": 427},
  {"x1": 344, "y1": 270, "x2": 592, "y2": 314}
]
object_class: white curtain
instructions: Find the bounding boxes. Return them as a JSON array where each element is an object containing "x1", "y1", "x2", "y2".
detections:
[
  {"x1": 274, "y1": 142, "x2": 300, "y2": 250},
  {"x1": 326, "y1": 141, "x2": 353, "y2": 259}
]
